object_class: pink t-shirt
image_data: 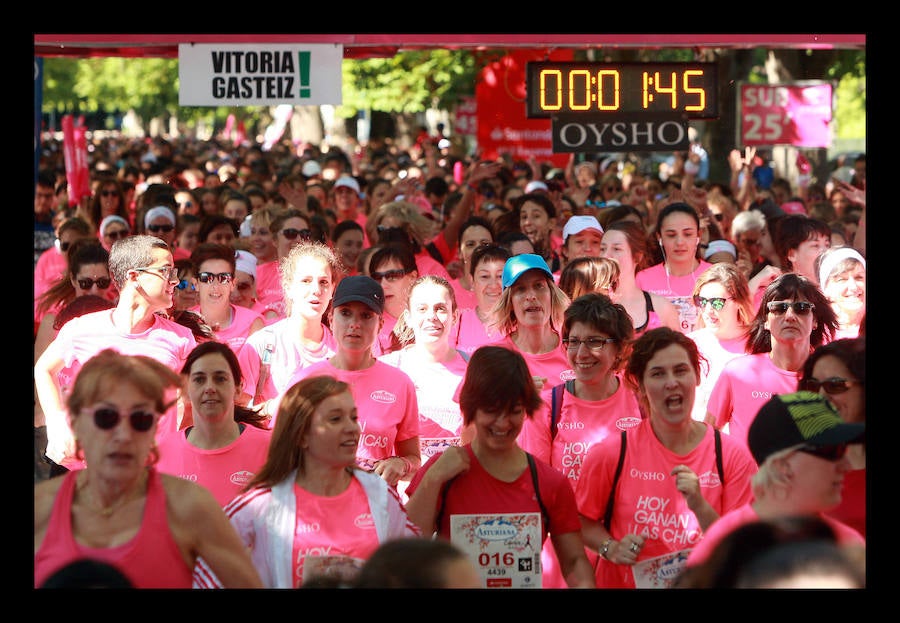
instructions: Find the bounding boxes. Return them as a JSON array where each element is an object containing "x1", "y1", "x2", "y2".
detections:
[
  {"x1": 34, "y1": 468, "x2": 193, "y2": 588},
  {"x1": 636, "y1": 260, "x2": 712, "y2": 334},
  {"x1": 34, "y1": 246, "x2": 67, "y2": 314},
  {"x1": 254, "y1": 260, "x2": 285, "y2": 322},
  {"x1": 415, "y1": 250, "x2": 452, "y2": 280},
  {"x1": 707, "y1": 352, "x2": 801, "y2": 448},
  {"x1": 517, "y1": 376, "x2": 643, "y2": 589},
  {"x1": 189, "y1": 303, "x2": 264, "y2": 356},
  {"x1": 286, "y1": 359, "x2": 420, "y2": 471},
  {"x1": 449, "y1": 278, "x2": 477, "y2": 311},
  {"x1": 155, "y1": 424, "x2": 272, "y2": 507},
  {"x1": 687, "y1": 328, "x2": 748, "y2": 423},
  {"x1": 291, "y1": 478, "x2": 379, "y2": 587},
  {"x1": 378, "y1": 347, "x2": 468, "y2": 465},
  {"x1": 51, "y1": 309, "x2": 196, "y2": 437},
  {"x1": 685, "y1": 503, "x2": 866, "y2": 568},
  {"x1": 374, "y1": 311, "x2": 399, "y2": 356},
  {"x1": 451, "y1": 307, "x2": 502, "y2": 356},
  {"x1": 575, "y1": 419, "x2": 757, "y2": 588},
  {"x1": 237, "y1": 319, "x2": 336, "y2": 405}
]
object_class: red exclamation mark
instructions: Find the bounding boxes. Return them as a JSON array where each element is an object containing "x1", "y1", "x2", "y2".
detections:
[{"x1": 298, "y1": 51, "x2": 310, "y2": 99}]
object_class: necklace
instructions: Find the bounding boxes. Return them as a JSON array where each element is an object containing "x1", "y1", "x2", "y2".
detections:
[{"x1": 78, "y1": 471, "x2": 147, "y2": 518}]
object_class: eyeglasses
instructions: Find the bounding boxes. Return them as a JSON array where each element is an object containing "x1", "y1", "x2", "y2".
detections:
[
  {"x1": 799, "y1": 377, "x2": 861, "y2": 395},
  {"x1": 147, "y1": 224, "x2": 175, "y2": 233},
  {"x1": 693, "y1": 296, "x2": 731, "y2": 311},
  {"x1": 767, "y1": 301, "x2": 815, "y2": 316},
  {"x1": 281, "y1": 228, "x2": 311, "y2": 241},
  {"x1": 234, "y1": 281, "x2": 253, "y2": 292},
  {"x1": 371, "y1": 268, "x2": 410, "y2": 283},
  {"x1": 197, "y1": 271, "x2": 234, "y2": 284},
  {"x1": 100, "y1": 190, "x2": 118, "y2": 198},
  {"x1": 175, "y1": 279, "x2": 196, "y2": 291},
  {"x1": 88, "y1": 407, "x2": 156, "y2": 432},
  {"x1": 562, "y1": 336, "x2": 617, "y2": 352},
  {"x1": 104, "y1": 229, "x2": 129, "y2": 240},
  {"x1": 135, "y1": 265, "x2": 179, "y2": 281},
  {"x1": 77, "y1": 277, "x2": 112, "y2": 290},
  {"x1": 797, "y1": 443, "x2": 848, "y2": 462}
]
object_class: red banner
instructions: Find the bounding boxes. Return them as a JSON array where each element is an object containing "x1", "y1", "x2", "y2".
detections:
[
  {"x1": 61, "y1": 115, "x2": 91, "y2": 207},
  {"x1": 475, "y1": 49, "x2": 572, "y2": 167}
]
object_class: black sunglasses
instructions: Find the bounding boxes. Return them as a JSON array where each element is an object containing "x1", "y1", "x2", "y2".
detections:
[
  {"x1": 234, "y1": 281, "x2": 254, "y2": 292},
  {"x1": 797, "y1": 443, "x2": 848, "y2": 462},
  {"x1": 371, "y1": 268, "x2": 410, "y2": 283},
  {"x1": 90, "y1": 407, "x2": 156, "y2": 432},
  {"x1": 104, "y1": 229, "x2": 129, "y2": 240},
  {"x1": 281, "y1": 228, "x2": 311, "y2": 241},
  {"x1": 197, "y1": 272, "x2": 234, "y2": 284},
  {"x1": 77, "y1": 277, "x2": 111, "y2": 290},
  {"x1": 100, "y1": 190, "x2": 118, "y2": 197},
  {"x1": 799, "y1": 377, "x2": 860, "y2": 395},
  {"x1": 693, "y1": 296, "x2": 730, "y2": 311},
  {"x1": 148, "y1": 224, "x2": 175, "y2": 233},
  {"x1": 767, "y1": 301, "x2": 815, "y2": 315}
]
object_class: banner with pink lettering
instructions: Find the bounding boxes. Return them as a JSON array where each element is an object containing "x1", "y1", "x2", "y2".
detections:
[
  {"x1": 738, "y1": 82, "x2": 834, "y2": 148},
  {"x1": 61, "y1": 115, "x2": 92, "y2": 206}
]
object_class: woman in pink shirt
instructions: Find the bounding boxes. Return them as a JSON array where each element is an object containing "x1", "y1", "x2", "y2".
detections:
[
  {"x1": 686, "y1": 263, "x2": 755, "y2": 422},
  {"x1": 492, "y1": 253, "x2": 573, "y2": 396},
  {"x1": 706, "y1": 273, "x2": 838, "y2": 448},
  {"x1": 255, "y1": 208, "x2": 314, "y2": 323},
  {"x1": 216, "y1": 375, "x2": 421, "y2": 588},
  {"x1": 452, "y1": 243, "x2": 510, "y2": 356},
  {"x1": 35, "y1": 349, "x2": 262, "y2": 589},
  {"x1": 189, "y1": 243, "x2": 265, "y2": 357},
  {"x1": 816, "y1": 246, "x2": 866, "y2": 340},
  {"x1": 519, "y1": 292, "x2": 643, "y2": 588},
  {"x1": 368, "y1": 244, "x2": 420, "y2": 355},
  {"x1": 449, "y1": 216, "x2": 494, "y2": 311},
  {"x1": 600, "y1": 220, "x2": 680, "y2": 338},
  {"x1": 156, "y1": 341, "x2": 272, "y2": 507},
  {"x1": 636, "y1": 203, "x2": 713, "y2": 334},
  {"x1": 576, "y1": 328, "x2": 757, "y2": 588}
]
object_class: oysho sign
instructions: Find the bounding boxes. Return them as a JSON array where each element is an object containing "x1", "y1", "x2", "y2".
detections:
[
  {"x1": 551, "y1": 114, "x2": 689, "y2": 153},
  {"x1": 179, "y1": 43, "x2": 343, "y2": 107}
]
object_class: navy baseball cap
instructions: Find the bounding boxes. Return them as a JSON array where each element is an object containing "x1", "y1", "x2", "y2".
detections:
[{"x1": 332, "y1": 275, "x2": 384, "y2": 314}]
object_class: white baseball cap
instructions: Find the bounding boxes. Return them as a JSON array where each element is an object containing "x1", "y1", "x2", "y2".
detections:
[
  {"x1": 562, "y1": 215, "x2": 604, "y2": 242},
  {"x1": 333, "y1": 176, "x2": 361, "y2": 196}
]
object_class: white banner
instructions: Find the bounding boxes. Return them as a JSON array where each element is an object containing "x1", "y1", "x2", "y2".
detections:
[{"x1": 178, "y1": 43, "x2": 343, "y2": 106}]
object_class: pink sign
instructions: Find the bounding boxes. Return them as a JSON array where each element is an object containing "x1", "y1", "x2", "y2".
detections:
[{"x1": 739, "y1": 82, "x2": 833, "y2": 148}]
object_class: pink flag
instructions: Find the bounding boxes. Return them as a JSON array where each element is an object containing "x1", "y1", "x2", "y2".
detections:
[{"x1": 61, "y1": 115, "x2": 91, "y2": 207}]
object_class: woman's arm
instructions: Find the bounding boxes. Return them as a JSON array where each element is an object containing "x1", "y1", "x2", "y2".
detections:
[{"x1": 551, "y1": 531, "x2": 596, "y2": 588}]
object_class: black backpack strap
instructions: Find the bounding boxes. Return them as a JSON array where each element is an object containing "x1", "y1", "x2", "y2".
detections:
[
  {"x1": 425, "y1": 241, "x2": 444, "y2": 265},
  {"x1": 714, "y1": 428, "x2": 725, "y2": 486},
  {"x1": 602, "y1": 430, "x2": 627, "y2": 530},
  {"x1": 525, "y1": 452, "x2": 550, "y2": 534},
  {"x1": 550, "y1": 379, "x2": 576, "y2": 441}
]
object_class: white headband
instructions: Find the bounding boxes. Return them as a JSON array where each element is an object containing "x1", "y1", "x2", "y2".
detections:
[
  {"x1": 819, "y1": 247, "x2": 865, "y2": 286},
  {"x1": 144, "y1": 206, "x2": 176, "y2": 230}
]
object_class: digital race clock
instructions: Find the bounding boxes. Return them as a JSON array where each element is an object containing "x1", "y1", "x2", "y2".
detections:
[{"x1": 526, "y1": 62, "x2": 718, "y2": 119}]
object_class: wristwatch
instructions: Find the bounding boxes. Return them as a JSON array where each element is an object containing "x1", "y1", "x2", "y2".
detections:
[{"x1": 599, "y1": 538, "x2": 614, "y2": 560}]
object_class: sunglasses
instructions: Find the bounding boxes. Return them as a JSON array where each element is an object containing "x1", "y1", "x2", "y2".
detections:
[
  {"x1": 767, "y1": 301, "x2": 815, "y2": 315},
  {"x1": 562, "y1": 336, "x2": 617, "y2": 352},
  {"x1": 77, "y1": 277, "x2": 112, "y2": 290},
  {"x1": 100, "y1": 190, "x2": 118, "y2": 197},
  {"x1": 104, "y1": 229, "x2": 129, "y2": 240},
  {"x1": 175, "y1": 279, "x2": 197, "y2": 291},
  {"x1": 281, "y1": 228, "x2": 311, "y2": 241},
  {"x1": 58, "y1": 241, "x2": 72, "y2": 253},
  {"x1": 605, "y1": 186, "x2": 622, "y2": 193},
  {"x1": 693, "y1": 296, "x2": 730, "y2": 311},
  {"x1": 799, "y1": 377, "x2": 861, "y2": 395},
  {"x1": 89, "y1": 407, "x2": 156, "y2": 432},
  {"x1": 234, "y1": 281, "x2": 253, "y2": 292},
  {"x1": 797, "y1": 443, "x2": 848, "y2": 462},
  {"x1": 148, "y1": 224, "x2": 175, "y2": 233},
  {"x1": 197, "y1": 271, "x2": 234, "y2": 284},
  {"x1": 136, "y1": 265, "x2": 179, "y2": 281},
  {"x1": 371, "y1": 268, "x2": 411, "y2": 283}
]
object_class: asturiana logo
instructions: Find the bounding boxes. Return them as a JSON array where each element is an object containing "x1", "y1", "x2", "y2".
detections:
[
  {"x1": 370, "y1": 390, "x2": 396, "y2": 404},
  {"x1": 474, "y1": 519, "x2": 518, "y2": 541},
  {"x1": 230, "y1": 470, "x2": 254, "y2": 485},
  {"x1": 617, "y1": 417, "x2": 642, "y2": 430},
  {"x1": 698, "y1": 470, "x2": 722, "y2": 488}
]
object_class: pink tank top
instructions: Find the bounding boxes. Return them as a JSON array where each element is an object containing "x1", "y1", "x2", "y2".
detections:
[{"x1": 34, "y1": 468, "x2": 193, "y2": 588}]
